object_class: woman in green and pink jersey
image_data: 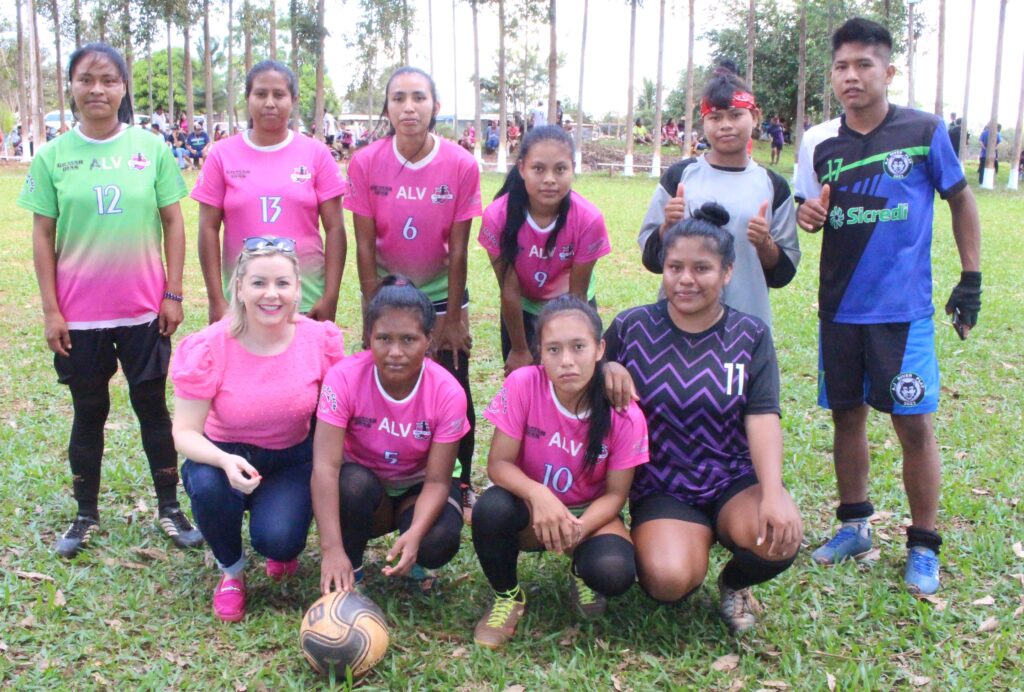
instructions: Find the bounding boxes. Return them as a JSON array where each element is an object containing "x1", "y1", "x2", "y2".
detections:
[
  {"x1": 194, "y1": 60, "x2": 347, "y2": 324},
  {"x1": 19, "y1": 43, "x2": 202, "y2": 558}
]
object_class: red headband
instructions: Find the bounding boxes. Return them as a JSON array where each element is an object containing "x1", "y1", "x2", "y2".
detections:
[{"x1": 700, "y1": 91, "x2": 758, "y2": 117}]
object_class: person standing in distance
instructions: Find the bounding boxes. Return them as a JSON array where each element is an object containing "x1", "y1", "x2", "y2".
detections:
[
  {"x1": 193, "y1": 60, "x2": 347, "y2": 324},
  {"x1": 795, "y1": 18, "x2": 981, "y2": 596},
  {"x1": 345, "y1": 66, "x2": 482, "y2": 522},
  {"x1": 19, "y1": 43, "x2": 202, "y2": 557}
]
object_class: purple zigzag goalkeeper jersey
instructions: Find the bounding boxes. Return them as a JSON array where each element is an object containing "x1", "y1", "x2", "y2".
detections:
[{"x1": 605, "y1": 302, "x2": 780, "y2": 505}]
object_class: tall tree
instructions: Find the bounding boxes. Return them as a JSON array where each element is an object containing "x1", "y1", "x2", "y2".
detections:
[
  {"x1": 793, "y1": 0, "x2": 807, "y2": 178},
  {"x1": 121, "y1": 0, "x2": 133, "y2": 94},
  {"x1": 229, "y1": 0, "x2": 236, "y2": 131},
  {"x1": 29, "y1": 0, "x2": 45, "y2": 157},
  {"x1": 428, "y1": 0, "x2": 434, "y2": 73},
  {"x1": 471, "y1": 0, "x2": 482, "y2": 161},
  {"x1": 958, "y1": 0, "x2": 975, "y2": 165},
  {"x1": 496, "y1": 0, "x2": 507, "y2": 172},
  {"x1": 72, "y1": 0, "x2": 83, "y2": 48},
  {"x1": 934, "y1": 0, "x2": 944, "y2": 117},
  {"x1": 401, "y1": 0, "x2": 410, "y2": 64},
  {"x1": 289, "y1": 0, "x2": 298, "y2": 80},
  {"x1": 650, "y1": 0, "x2": 665, "y2": 178},
  {"x1": 451, "y1": 0, "x2": 458, "y2": 129},
  {"x1": 546, "y1": 0, "x2": 556, "y2": 125},
  {"x1": 981, "y1": 0, "x2": 1007, "y2": 189},
  {"x1": 184, "y1": 13, "x2": 194, "y2": 127},
  {"x1": 623, "y1": 0, "x2": 639, "y2": 176},
  {"x1": 270, "y1": 0, "x2": 278, "y2": 60},
  {"x1": 165, "y1": 14, "x2": 174, "y2": 122},
  {"x1": 51, "y1": 0, "x2": 67, "y2": 128},
  {"x1": 574, "y1": 0, "x2": 588, "y2": 173},
  {"x1": 16, "y1": 0, "x2": 29, "y2": 158},
  {"x1": 746, "y1": 0, "x2": 755, "y2": 89},
  {"x1": 682, "y1": 0, "x2": 694, "y2": 159},
  {"x1": 1008, "y1": 48, "x2": 1024, "y2": 190},
  {"x1": 906, "y1": 0, "x2": 917, "y2": 107},
  {"x1": 204, "y1": 0, "x2": 213, "y2": 120},
  {"x1": 313, "y1": 0, "x2": 325, "y2": 141},
  {"x1": 823, "y1": 0, "x2": 833, "y2": 121},
  {"x1": 244, "y1": 0, "x2": 253, "y2": 74}
]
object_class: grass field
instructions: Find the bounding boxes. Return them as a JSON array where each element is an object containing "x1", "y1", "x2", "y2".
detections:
[{"x1": 0, "y1": 140, "x2": 1022, "y2": 690}]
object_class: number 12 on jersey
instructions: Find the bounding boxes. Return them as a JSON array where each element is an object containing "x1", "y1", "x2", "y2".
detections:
[{"x1": 724, "y1": 362, "x2": 746, "y2": 396}]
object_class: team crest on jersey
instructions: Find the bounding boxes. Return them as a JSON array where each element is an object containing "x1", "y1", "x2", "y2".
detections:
[
  {"x1": 290, "y1": 165, "x2": 312, "y2": 183},
  {"x1": 828, "y1": 206, "x2": 845, "y2": 229},
  {"x1": 558, "y1": 244, "x2": 575, "y2": 261},
  {"x1": 597, "y1": 444, "x2": 609, "y2": 461},
  {"x1": 22, "y1": 174, "x2": 35, "y2": 194},
  {"x1": 883, "y1": 150, "x2": 914, "y2": 180},
  {"x1": 320, "y1": 385, "x2": 339, "y2": 412},
  {"x1": 430, "y1": 184, "x2": 454, "y2": 204},
  {"x1": 128, "y1": 152, "x2": 151, "y2": 171},
  {"x1": 412, "y1": 420, "x2": 432, "y2": 440},
  {"x1": 890, "y1": 372, "x2": 926, "y2": 406}
]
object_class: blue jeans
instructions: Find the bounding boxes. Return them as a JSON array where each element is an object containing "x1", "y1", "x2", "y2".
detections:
[
  {"x1": 181, "y1": 437, "x2": 313, "y2": 571},
  {"x1": 173, "y1": 147, "x2": 188, "y2": 168}
]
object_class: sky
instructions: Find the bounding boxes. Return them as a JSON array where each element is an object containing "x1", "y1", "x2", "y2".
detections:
[
  {"x1": 6, "y1": 0, "x2": 1023, "y2": 132},
  {"x1": 325, "y1": 0, "x2": 1024, "y2": 132}
]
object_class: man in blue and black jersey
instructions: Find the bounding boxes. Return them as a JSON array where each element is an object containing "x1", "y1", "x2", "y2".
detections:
[{"x1": 794, "y1": 18, "x2": 981, "y2": 596}]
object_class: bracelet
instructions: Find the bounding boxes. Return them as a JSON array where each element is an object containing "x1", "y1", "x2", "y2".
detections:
[{"x1": 163, "y1": 291, "x2": 184, "y2": 302}]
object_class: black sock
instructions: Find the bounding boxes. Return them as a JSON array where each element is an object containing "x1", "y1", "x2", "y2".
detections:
[
  {"x1": 906, "y1": 526, "x2": 942, "y2": 555},
  {"x1": 720, "y1": 547, "x2": 797, "y2": 591},
  {"x1": 836, "y1": 501, "x2": 874, "y2": 522}
]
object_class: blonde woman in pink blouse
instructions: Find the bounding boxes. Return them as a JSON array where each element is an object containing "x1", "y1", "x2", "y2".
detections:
[{"x1": 171, "y1": 238, "x2": 344, "y2": 622}]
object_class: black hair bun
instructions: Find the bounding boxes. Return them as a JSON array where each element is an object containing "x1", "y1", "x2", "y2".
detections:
[
  {"x1": 379, "y1": 274, "x2": 416, "y2": 289},
  {"x1": 692, "y1": 202, "x2": 730, "y2": 228}
]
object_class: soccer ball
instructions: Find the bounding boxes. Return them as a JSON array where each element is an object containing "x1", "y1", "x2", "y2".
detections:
[{"x1": 299, "y1": 590, "x2": 389, "y2": 679}]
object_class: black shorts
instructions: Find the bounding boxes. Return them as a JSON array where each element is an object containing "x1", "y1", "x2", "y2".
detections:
[
  {"x1": 388, "y1": 478, "x2": 463, "y2": 515},
  {"x1": 629, "y1": 474, "x2": 759, "y2": 530},
  {"x1": 431, "y1": 289, "x2": 471, "y2": 316},
  {"x1": 54, "y1": 319, "x2": 170, "y2": 386}
]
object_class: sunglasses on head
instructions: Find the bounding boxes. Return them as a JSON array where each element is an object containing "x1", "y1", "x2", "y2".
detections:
[{"x1": 241, "y1": 236, "x2": 296, "y2": 253}]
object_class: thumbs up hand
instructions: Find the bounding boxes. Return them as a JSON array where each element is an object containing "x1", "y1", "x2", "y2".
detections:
[
  {"x1": 797, "y1": 183, "x2": 831, "y2": 233},
  {"x1": 660, "y1": 182, "x2": 686, "y2": 238},
  {"x1": 747, "y1": 200, "x2": 772, "y2": 250}
]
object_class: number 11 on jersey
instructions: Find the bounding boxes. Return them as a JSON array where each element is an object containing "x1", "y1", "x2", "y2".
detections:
[{"x1": 724, "y1": 362, "x2": 746, "y2": 396}]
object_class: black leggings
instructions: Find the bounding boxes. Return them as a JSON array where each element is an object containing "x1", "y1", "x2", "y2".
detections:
[
  {"x1": 435, "y1": 348, "x2": 475, "y2": 485},
  {"x1": 338, "y1": 463, "x2": 462, "y2": 570},
  {"x1": 68, "y1": 376, "x2": 179, "y2": 517},
  {"x1": 471, "y1": 486, "x2": 636, "y2": 596}
]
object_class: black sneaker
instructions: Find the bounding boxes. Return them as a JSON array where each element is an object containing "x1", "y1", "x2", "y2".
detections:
[
  {"x1": 55, "y1": 515, "x2": 99, "y2": 558},
  {"x1": 157, "y1": 507, "x2": 204, "y2": 549}
]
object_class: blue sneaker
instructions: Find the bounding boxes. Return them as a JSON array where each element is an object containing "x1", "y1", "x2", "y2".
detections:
[
  {"x1": 904, "y1": 546, "x2": 940, "y2": 595},
  {"x1": 811, "y1": 520, "x2": 872, "y2": 565}
]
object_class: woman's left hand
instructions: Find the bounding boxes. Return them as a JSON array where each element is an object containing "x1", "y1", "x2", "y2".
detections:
[
  {"x1": 757, "y1": 488, "x2": 803, "y2": 559},
  {"x1": 306, "y1": 296, "x2": 338, "y2": 323},
  {"x1": 381, "y1": 532, "x2": 420, "y2": 578},
  {"x1": 159, "y1": 297, "x2": 184, "y2": 337},
  {"x1": 434, "y1": 315, "x2": 472, "y2": 365}
]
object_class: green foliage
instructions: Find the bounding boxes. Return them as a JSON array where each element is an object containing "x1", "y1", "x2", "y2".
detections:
[{"x1": 131, "y1": 48, "x2": 203, "y2": 115}]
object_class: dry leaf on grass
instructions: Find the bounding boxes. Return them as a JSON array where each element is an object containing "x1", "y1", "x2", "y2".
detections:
[
  {"x1": 1013, "y1": 604, "x2": 1023, "y2": 619},
  {"x1": 14, "y1": 570, "x2": 55, "y2": 582},
  {"x1": 970, "y1": 488, "x2": 991, "y2": 496},
  {"x1": 19, "y1": 614, "x2": 36, "y2": 628},
  {"x1": 826, "y1": 672, "x2": 837, "y2": 691},
  {"x1": 558, "y1": 626, "x2": 581, "y2": 646},
  {"x1": 450, "y1": 646, "x2": 468, "y2": 659},
  {"x1": 910, "y1": 675, "x2": 931, "y2": 687},
  {"x1": 761, "y1": 681, "x2": 790, "y2": 689},
  {"x1": 1011, "y1": 573, "x2": 1024, "y2": 589},
  {"x1": 971, "y1": 595, "x2": 995, "y2": 606},
  {"x1": 918, "y1": 594, "x2": 947, "y2": 611},
  {"x1": 104, "y1": 618, "x2": 123, "y2": 631},
  {"x1": 0, "y1": 640, "x2": 8, "y2": 653},
  {"x1": 611, "y1": 674, "x2": 623, "y2": 691},
  {"x1": 502, "y1": 686, "x2": 526, "y2": 692},
  {"x1": 133, "y1": 547, "x2": 168, "y2": 561},
  {"x1": 977, "y1": 617, "x2": 999, "y2": 633},
  {"x1": 712, "y1": 653, "x2": 740, "y2": 672},
  {"x1": 53, "y1": 589, "x2": 66, "y2": 607},
  {"x1": 1013, "y1": 542, "x2": 1024, "y2": 559},
  {"x1": 861, "y1": 548, "x2": 882, "y2": 562}
]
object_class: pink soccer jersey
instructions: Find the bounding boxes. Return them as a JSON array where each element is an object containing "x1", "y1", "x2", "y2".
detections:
[
  {"x1": 317, "y1": 350, "x2": 470, "y2": 488},
  {"x1": 190, "y1": 131, "x2": 347, "y2": 312},
  {"x1": 172, "y1": 316, "x2": 345, "y2": 450},
  {"x1": 483, "y1": 365, "x2": 649, "y2": 506},
  {"x1": 344, "y1": 135, "x2": 482, "y2": 301},
  {"x1": 478, "y1": 190, "x2": 610, "y2": 308}
]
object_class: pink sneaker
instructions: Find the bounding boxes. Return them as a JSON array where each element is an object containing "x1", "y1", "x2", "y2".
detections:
[
  {"x1": 213, "y1": 575, "x2": 246, "y2": 622},
  {"x1": 266, "y1": 557, "x2": 298, "y2": 580}
]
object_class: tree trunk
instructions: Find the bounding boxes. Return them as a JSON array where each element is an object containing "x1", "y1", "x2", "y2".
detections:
[
  {"x1": 497, "y1": 0, "x2": 507, "y2": 172},
  {"x1": 51, "y1": 0, "x2": 66, "y2": 129},
  {"x1": 428, "y1": 0, "x2": 434, "y2": 75},
  {"x1": 746, "y1": 0, "x2": 755, "y2": 89},
  {"x1": 166, "y1": 18, "x2": 174, "y2": 124},
  {"x1": 72, "y1": 0, "x2": 82, "y2": 48},
  {"x1": 793, "y1": 0, "x2": 807, "y2": 179},
  {"x1": 546, "y1": 0, "x2": 557, "y2": 125},
  {"x1": 472, "y1": 0, "x2": 482, "y2": 161},
  {"x1": 28, "y1": 0, "x2": 45, "y2": 157},
  {"x1": 934, "y1": 0, "x2": 944, "y2": 117},
  {"x1": 185, "y1": 24, "x2": 194, "y2": 128},
  {"x1": 289, "y1": 0, "x2": 298, "y2": 86},
  {"x1": 204, "y1": 0, "x2": 213, "y2": 122},
  {"x1": 959, "y1": 0, "x2": 975, "y2": 165},
  {"x1": 270, "y1": 0, "x2": 277, "y2": 60},
  {"x1": 1007, "y1": 48, "x2": 1024, "y2": 190},
  {"x1": 244, "y1": 1, "x2": 253, "y2": 75},
  {"x1": 650, "y1": 0, "x2": 665, "y2": 178},
  {"x1": 451, "y1": 0, "x2": 458, "y2": 131},
  {"x1": 314, "y1": 0, "x2": 325, "y2": 141},
  {"x1": 16, "y1": 0, "x2": 28, "y2": 157},
  {"x1": 623, "y1": 0, "x2": 637, "y2": 176},
  {"x1": 683, "y1": 0, "x2": 694, "y2": 159},
  {"x1": 401, "y1": 0, "x2": 410, "y2": 65},
  {"x1": 574, "y1": 0, "x2": 588, "y2": 173},
  {"x1": 823, "y1": 4, "x2": 833, "y2": 121},
  {"x1": 229, "y1": 0, "x2": 237, "y2": 132},
  {"x1": 147, "y1": 42, "x2": 154, "y2": 116},
  {"x1": 121, "y1": 0, "x2": 132, "y2": 98},
  {"x1": 906, "y1": 0, "x2": 915, "y2": 107},
  {"x1": 981, "y1": 0, "x2": 1007, "y2": 189}
]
